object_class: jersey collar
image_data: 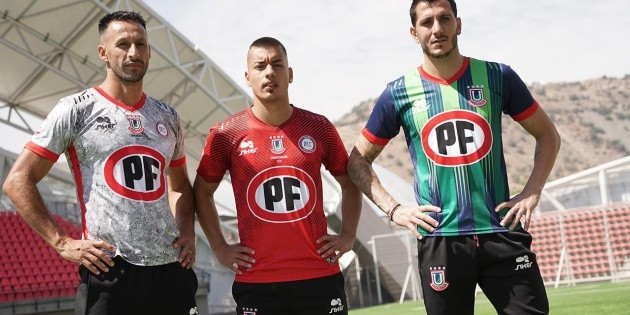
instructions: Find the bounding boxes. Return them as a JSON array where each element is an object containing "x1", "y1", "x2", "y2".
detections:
[
  {"x1": 94, "y1": 86, "x2": 146, "y2": 112},
  {"x1": 418, "y1": 56, "x2": 470, "y2": 85}
]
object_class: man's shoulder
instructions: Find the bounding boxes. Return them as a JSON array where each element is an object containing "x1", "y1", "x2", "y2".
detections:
[
  {"x1": 212, "y1": 108, "x2": 250, "y2": 132},
  {"x1": 293, "y1": 106, "x2": 331, "y2": 124},
  {"x1": 146, "y1": 96, "x2": 177, "y2": 116},
  {"x1": 59, "y1": 88, "x2": 97, "y2": 108}
]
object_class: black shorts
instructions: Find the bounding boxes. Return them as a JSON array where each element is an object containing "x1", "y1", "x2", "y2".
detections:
[
  {"x1": 75, "y1": 256, "x2": 198, "y2": 315},
  {"x1": 417, "y1": 231, "x2": 549, "y2": 315},
  {"x1": 232, "y1": 272, "x2": 347, "y2": 315}
]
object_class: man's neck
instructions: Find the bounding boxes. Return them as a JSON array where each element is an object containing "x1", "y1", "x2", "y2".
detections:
[
  {"x1": 98, "y1": 78, "x2": 144, "y2": 108},
  {"x1": 421, "y1": 52, "x2": 465, "y2": 81},
  {"x1": 251, "y1": 99, "x2": 293, "y2": 127}
]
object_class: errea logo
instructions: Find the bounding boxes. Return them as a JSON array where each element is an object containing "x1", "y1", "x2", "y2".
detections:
[
  {"x1": 421, "y1": 110, "x2": 492, "y2": 166},
  {"x1": 329, "y1": 298, "x2": 345, "y2": 313}
]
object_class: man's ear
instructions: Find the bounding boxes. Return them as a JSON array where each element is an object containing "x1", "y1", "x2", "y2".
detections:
[
  {"x1": 410, "y1": 27, "x2": 419, "y2": 43},
  {"x1": 244, "y1": 71, "x2": 252, "y2": 87},
  {"x1": 97, "y1": 45, "x2": 107, "y2": 62},
  {"x1": 288, "y1": 67, "x2": 293, "y2": 83}
]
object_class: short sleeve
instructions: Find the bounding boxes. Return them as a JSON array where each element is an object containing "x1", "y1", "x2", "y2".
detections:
[
  {"x1": 501, "y1": 65, "x2": 539, "y2": 121},
  {"x1": 322, "y1": 119, "x2": 349, "y2": 177},
  {"x1": 26, "y1": 98, "x2": 77, "y2": 162},
  {"x1": 196, "y1": 126, "x2": 230, "y2": 183},
  {"x1": 363, "y1": 85, "x2": 401, "y2": 145}
]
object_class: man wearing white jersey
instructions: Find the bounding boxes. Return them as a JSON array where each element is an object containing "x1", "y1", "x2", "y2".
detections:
[{"x1": 3, "y1": 11, "x2": 198, "y2": 314}]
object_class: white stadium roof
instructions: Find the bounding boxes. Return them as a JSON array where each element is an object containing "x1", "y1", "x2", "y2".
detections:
[{"x1": 0, "y1": 0, "x2": 251, "y2": 175}]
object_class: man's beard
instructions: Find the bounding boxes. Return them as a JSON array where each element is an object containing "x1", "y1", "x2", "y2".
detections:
[
  {"x1": 111, "y1": 62, "x2": 148, "y2": 83},
  {"x1": 422, "y1": 36, "x2": 458, "y2": 59}
]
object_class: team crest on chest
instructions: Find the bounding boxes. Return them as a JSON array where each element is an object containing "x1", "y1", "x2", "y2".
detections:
[
  {"x1": 126, "y1": 114, "x2": 144, "y2": 134},
  {"x1": 270, "y1": 135, "x2": 286, "y2": 154},
  {"x1": 156, "y1": 122, "x2": 168, "y2": 137},
  {"x1": 429, "y1": 266, "x2": 449, "y2": 291},
  {"x1": 298, "y1": 135, "x2": 316, "y2": 153},
  {"x1": 467, "y1": 85, "x2": 487, "y2": 107}
]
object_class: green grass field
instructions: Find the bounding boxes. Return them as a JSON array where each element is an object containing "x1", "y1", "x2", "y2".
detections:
[{"x1": 349, "y1": 281, "x2": 630, "y2": 314}]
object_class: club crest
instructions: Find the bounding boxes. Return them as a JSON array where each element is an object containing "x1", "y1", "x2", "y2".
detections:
[
  {"x1": 467, "y1": 85, "x2": 487, "y2": 107},
  {"x1": 270, "y1": 135, "x2": 286, "y2": 154},
  {"x1": 429, "y1": 266, "x2": 449, "y2": 291}
]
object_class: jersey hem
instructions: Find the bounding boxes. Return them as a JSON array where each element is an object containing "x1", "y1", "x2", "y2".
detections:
[
  {"x1": 511, "y1": 101, "x2": 539, "y2": 121},
  {"x1": 25, "y1": 142, "x2": 60, "y2": 162},
  {"x1": 361, "y1": 128, "x2": 389, "y2": 146}
]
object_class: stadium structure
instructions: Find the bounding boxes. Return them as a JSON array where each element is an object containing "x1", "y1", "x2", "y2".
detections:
[{"x1": 1, "y1": 1, "x2": 629, "y2": 314}]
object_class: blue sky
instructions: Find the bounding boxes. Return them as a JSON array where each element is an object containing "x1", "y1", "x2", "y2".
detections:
[{"x1": 144, "y1": 0, "x2": 630, "y2": 121}]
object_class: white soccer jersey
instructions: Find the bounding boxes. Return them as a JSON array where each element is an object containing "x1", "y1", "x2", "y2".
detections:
[{"x1": 27, "y1": 86, "x2": 186, "y2": 266}]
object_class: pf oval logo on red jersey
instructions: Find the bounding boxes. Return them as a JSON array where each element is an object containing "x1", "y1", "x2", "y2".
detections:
[
  {"x1": 247, "y1": 166, "x2": 317, "y2": 223},
  {"x1": 421, "y1": 110, "x2": 492, "y2": 166},
  {"x1": 104, "y1": 146, "x2": 166, "y2": 201}
]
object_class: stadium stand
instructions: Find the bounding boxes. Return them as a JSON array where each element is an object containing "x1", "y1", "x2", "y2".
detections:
[
  {"x1": 0, "y1": 211, "x2": 81, "y2": 303},
  {"x1": 529, "y1": 203, "x2": 630, "y2": 284}
]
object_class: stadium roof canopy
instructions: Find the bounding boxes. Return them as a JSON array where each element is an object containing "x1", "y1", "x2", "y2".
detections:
[{"x1": 0, "y1": 0, "x2": 251, "y2": 175}]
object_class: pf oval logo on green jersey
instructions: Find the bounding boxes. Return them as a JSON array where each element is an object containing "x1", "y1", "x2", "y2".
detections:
[
  {"x1": 104, "y1": 145, "x2": 166, "y2": 201},
  {"x1": 421, "y1": 110, "x2": 492, "y2": 166},
  {"x1": 246, "y1": 166, "x2": 317, "y2": 223}
]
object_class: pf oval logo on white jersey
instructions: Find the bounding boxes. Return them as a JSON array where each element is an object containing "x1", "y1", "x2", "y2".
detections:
[
  {"x1": 247, "y1": 166, "x2": 317, "y2": 223},
  {"x1": 421, "y1": 110, "x2": 492, "y2": 166},
  {"x1": 104, "y1": 146, "x2": 166, "y2": 201}
]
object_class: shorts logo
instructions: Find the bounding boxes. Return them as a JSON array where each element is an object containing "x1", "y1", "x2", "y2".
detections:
[
  {"x1": 104, "y1": 145, "x2": 165, "y2": 201},
  {"x1": 299, "y1": 135, "x2": 316, "y2": 153},
  {"x1": 329, "y1": 298, "x2": 345, "y2": 313},
  {"x1": 156, "y1": 122, "x2": 168, "y2": 137},
  {"x1": 421, "y1": 110, "x2": 492, "y2": 166},
  {"x1": 188, "y1": 306, "x2": 199, "y2": 314},
  {"x1": 467, "y1": 85, "x2": 488, "y2": 107},
  {"x1": 270, "y1": 136, "x2": 286, "y2": 154},
  {"x1": 238, "y1": 140, "x2": 257, "y2": 156},
  {"x1": 247, "y1": 166, "x2": 316, "y2": 223},
  {"x1": 126, "y1": 114, "x2": 144, "y2": 134},
  {"x1": 515, "y1": 255, "x2": 533, "y2": 271},
  {"x1": 429, "y1": 266, "x2": 449, "y2": 291}
]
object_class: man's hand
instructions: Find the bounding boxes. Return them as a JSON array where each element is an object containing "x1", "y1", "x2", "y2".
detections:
[
  {"x1": 496, "y1": 192, "x2": 541, "y2": 231},
  {"x1": 57, "y1": 238, "x2": 116, "y2": 275},
  {"x1": 173, "y1": 231, "x2": 196, "y2": 269},
  {"x1": 214, "y1": 243, "x2": 256, "y2": 275},
  {"x1": 316, "y1": 232, "x2": 355, "y2": 264},
  {"x1": 391, "y1": 205, "x2": 441, "y2": 239}
]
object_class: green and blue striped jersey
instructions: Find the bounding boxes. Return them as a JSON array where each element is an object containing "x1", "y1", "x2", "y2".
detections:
[{"x1": 363, "y1": 57, "x2": 538, "y2": 236}]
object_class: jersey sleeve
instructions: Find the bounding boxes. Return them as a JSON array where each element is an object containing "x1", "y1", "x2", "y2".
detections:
[
  {"x1": 169, "y1": 113, "x2": 187, "y2": 167},
  {"x1": 501, "y1": 64, "x2": 539, "y2": 121},
  {"x1": 26, "y1": 98, "x2": 77, "y2": 162},
  {"x1": 196, "y1": 126, "x2": 230, "y2": 183},
  {"x1": 362, "y1": 86, "x2": 401, "y2": 145},
  {"x1": 322, "y1": 119, "x2": 349, "y2": 177}
]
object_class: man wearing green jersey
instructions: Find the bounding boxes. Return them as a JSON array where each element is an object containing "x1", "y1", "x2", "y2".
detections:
[{"x1": 347, "y1": 0, "x2": 560, "y2": 314}]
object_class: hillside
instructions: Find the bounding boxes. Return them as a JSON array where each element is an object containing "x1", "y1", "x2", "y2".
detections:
[{"x1": 334, "y1": 75, "x2": 630, "y2": 194}]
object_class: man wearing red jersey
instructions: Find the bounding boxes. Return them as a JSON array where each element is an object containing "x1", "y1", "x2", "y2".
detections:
[{"x1": 194, "y1": 37, "x2": 362, "y2": 314}]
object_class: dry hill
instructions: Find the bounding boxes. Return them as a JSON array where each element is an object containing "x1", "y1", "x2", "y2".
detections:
[{"x1": 335, "y1": 75, "x2": 630, "y2": 194}]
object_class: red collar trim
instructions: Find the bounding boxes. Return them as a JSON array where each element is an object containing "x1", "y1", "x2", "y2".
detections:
[
  {"x1": 93, "y1": 86, "x2": 146, "y2": 111},
  {"x1": 418, "y1": 57, "x2": 470, "y2": 85}
]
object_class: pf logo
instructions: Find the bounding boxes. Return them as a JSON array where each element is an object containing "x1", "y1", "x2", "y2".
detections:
[
  {"x1": 421, "y1": 110, "x2": 492, "y2": 166},
  {"x1": 104, "y1": 146, "x2": 166, "y2": 201},
  {"x1": 247, "y1": 166, "x2": 317, "y2": 223}
]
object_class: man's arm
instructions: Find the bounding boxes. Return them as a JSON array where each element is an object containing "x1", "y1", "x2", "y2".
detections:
[
  {"x1": 347, "y1": 134, "x2": 440, "y2": 239},
  {"x1": 167, "y1": 165, "x2": 196, "y2": 268},
  {"x1": 2, "y1": 149, "x2": 115, "y2": 274},
  {"x1": 193, "y1": 175, "x2": 255, "y2": 275},
  {"x1": 497, "y1": 107, "x2": 561, "y2": 230},
  {"x1": 316, "y1": 174, "x2": 362, "y2": 263}
]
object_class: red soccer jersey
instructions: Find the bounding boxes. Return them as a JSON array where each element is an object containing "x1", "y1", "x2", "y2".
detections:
[{"x1": 197, "y1": 106, "x2": 349, "y2": 283}]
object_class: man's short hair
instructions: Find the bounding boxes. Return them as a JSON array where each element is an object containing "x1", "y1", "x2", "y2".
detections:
[
  {"x1": 410, "y1": 0, "x2": 458, "y2": 25},
  {"x1": 98, "y1": 11, "x2": 147, "y2": 35},
  {"x1": 249, "y1": 37, "x2": 288, "y2": 59}
]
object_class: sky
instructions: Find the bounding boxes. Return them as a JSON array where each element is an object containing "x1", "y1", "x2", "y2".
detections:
[
  {"x1": 1, "y1": 1, "x2": 629, "y2": 155},
  {"x1": 144, "y1": 0, "x2": 630, "y2": 121}
]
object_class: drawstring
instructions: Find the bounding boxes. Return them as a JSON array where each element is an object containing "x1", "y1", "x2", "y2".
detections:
[{"x1": 473, "y1": 235, "x2": 480, "y2": 247}]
